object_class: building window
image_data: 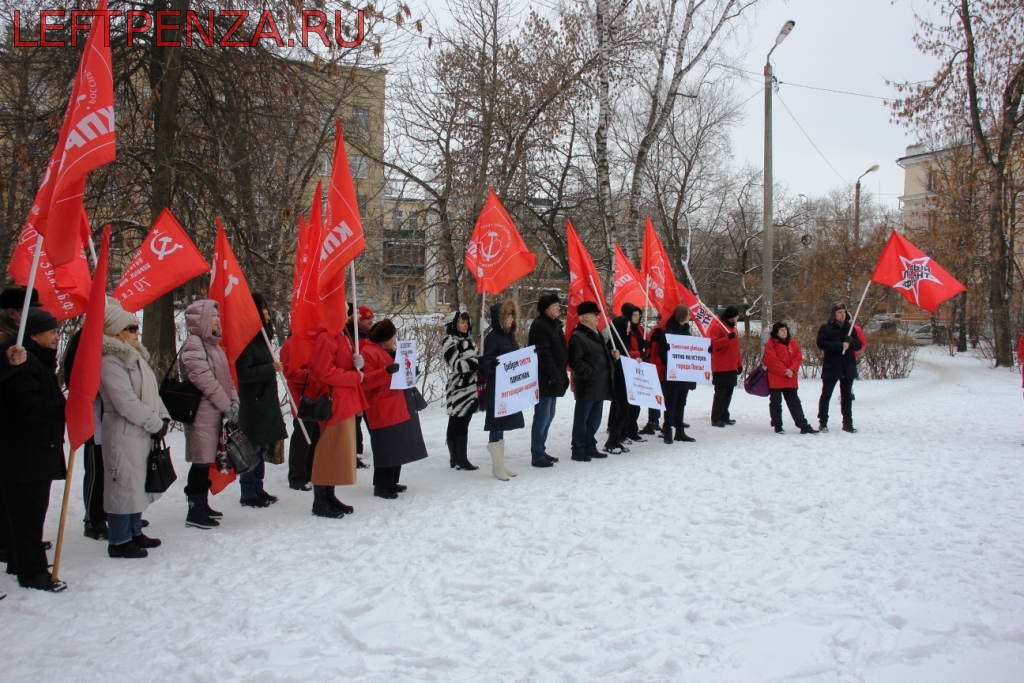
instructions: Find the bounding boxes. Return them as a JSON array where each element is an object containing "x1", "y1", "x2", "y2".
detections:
[
  {"x1": 406, "y1": 211, "x2": 419, "y2": 230},
  {"x1": 391, "y1": 284, "x2": 402, "y2": 305},
  {"x1": 438, "y1": 284, "x2": 449, "y2": 306},
  {"x1": 317, "y1": 151, "x2": 331, "y2": 177},
  {"x1": 110, "y1": 230, "x2": 124, "y2": 252},
  {"x1": 384, "y1": 242, "x2": 425, "y2": 265},
  {"x1": 350, "y1": 154, "x2": 369, "y2": 179},
  {"x1": 350, "y1": 106, "x2": 369, "y2": 138},
  {"x1": 357, "y1": 194, "x2": 367, "y2": 220},
  {"x1": 406, "y1": 284, "x2": 417, "y2": 305},
  {"x1": 392, "y1": 210, "x2": 404, "y2": 230},
  {"x1": 355, "y1": 276, "x2": 365, "y2": 299}
]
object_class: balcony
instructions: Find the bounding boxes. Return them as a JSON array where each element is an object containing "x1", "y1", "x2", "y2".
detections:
[
  {"x1": 383, "y1": 264, "x2": 425, "y2": 276},
  {"x1": 383, "y1": 229, "x2": 424, "y2": 241}
]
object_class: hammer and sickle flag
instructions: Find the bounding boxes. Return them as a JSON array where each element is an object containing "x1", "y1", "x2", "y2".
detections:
[{"x1": 464, "y1": 188, "x2": 536, "y2": 294}]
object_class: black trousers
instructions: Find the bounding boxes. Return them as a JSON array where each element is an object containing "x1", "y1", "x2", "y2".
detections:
[
  {"x1": 287, "y1": 419, "x2": 321, "y2": 488},
  {"x1": 82, "y1": 439, "x2": 106, "y2": 525},
  {"x1": 647, "y1": 408, "x2": 661, "y2": 425},
  {"x1": 184, "y1": 464, "x2": 211, "y2": 497},
  {"x1": 606, "y1": 398, "x2": 632, "y2": 446},
  {"x1": 626, "y1": 404, "x2": 642, "y2": 437},
  {"x1": 373, "y1": 465, "x2": 402, "y2": 489},
  {"x1": 446, "y1": 413, "x2": 473, "y2": 443},
  {"x1": 711, "y1": 384, "x2": 735, "y2": 424},
  {"x1": 770, "y1": 388, "x2": 808, "y2": 429},
  {"x1": 0, "y1": 480, "x2": 52, "y2": 581},
  {"x1": 356, "y1": 415, "x2": 364, "y2": 455},
  {"x1": 818, "y1": 378, "x2": 854, "y2": 427},
  {"x1": 664, "y1": 387, "x2": 690, "y2": 431}
]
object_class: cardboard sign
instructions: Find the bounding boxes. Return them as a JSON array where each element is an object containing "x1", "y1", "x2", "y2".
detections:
[
  {"x1": 620, "y1": 356, "x2": 665, "y2": 410},
  {"x1": 493, "y1": 345, "x2": 539, "y2": 417},
  {"x1": 664, "y1": 334, "x2": 712, "y2": 384},
  {"x1": 390, "y1": 340, "x2": 417, "y2": 389}
]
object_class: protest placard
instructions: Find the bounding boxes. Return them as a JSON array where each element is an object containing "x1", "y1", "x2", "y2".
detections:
[
  {"x1": 493, "y1": 345, "x2": 539, "y2": 417},
  {"x1": 620, "y1": 356, "x2": 665, "y2": 410},
  {"x1": 390, "y1": 340, "x2": 417, "y2": 389},
  {"x1": 664, "y1": 334, "x2": 712, "y2": 384}
]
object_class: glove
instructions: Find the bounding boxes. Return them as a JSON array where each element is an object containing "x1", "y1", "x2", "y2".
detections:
[
  {"x1": 386, "y1": 363, "x2": 400, "y2": 374},
  {"x1": 153, "y1": 418, "x2": 170, "y2": 440},
  {"x1": 223, "y1": 402, "x2": 240, "y2": 424},
  {"x1": 727, "y1": 331, "x2": 736, "y2": 339},
  {"x1": 352, "y1": 353, "x2": 365, "y2": 371}
]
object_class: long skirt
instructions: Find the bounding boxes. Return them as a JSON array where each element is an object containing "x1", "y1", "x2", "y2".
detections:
[
  {"x1": 369, "y1": 392, "x2": 429, "y2": 468},
  {"x1": 311, "y1": 416, "x2": 357, "y2": 486}
]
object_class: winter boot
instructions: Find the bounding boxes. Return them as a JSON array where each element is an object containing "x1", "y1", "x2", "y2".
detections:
[
  {"x1": 675, "y1": 428, "x2": 696, "y2": 443},
  {"x1": 487, "y1": 441, "x2": 510, "y2": 481},
  {"x1": 312, "y1": 486, "x2": 345, "y2": 518},
  {"x1": 775, "y1": 426, "x2": 785, "y2": 434},
  {"x1": 108, "y1": 541, "x2": 148, "y2": 559},
  {"x1": 327, "y1": 487, "x2": 354, "y2": 514},
  {"x1": 456, "y1": 436, "x2": 478, "y2": 471},
  {"x1": 186, "y1": 494, "x2": 220, "y2": 529},
  {"x1": 800, "y1": 423, "x2": 819, "y2": 435},
  {"x1": 447, "y1": 439, "x2": 458, "y2": 469},
  {"x1": 663, "y1": 429, "x2": 674, "y2": 444},
  {"x1": 640, "y1": 421, "x2": 660, "y2": 436}
]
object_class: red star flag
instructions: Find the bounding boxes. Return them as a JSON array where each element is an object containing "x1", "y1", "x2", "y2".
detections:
[
  {"x1": 612, "y1": 243, "x2": 646, "y2": 314},
  {"x1": 465, "y1": 188, "x2": 536, "y2": 294},
  {"x1": 36, "y1": 1, "x2": 116, "y2": 268},
  {"x1": 111, "y1": 209, "x2": 209, "y2": 312},
  {"x1": 641, "y1": 217, "x2": 681, "y2": 320},
  {"x1": 869, "y1": 231, "x2": 965, "y2": 313},
  {"x1": 565, "y1": 219, "x2": 608, "y2": 340},
  {"x1": 211, "y1": 219, "x2": 263, "y2": 388}
]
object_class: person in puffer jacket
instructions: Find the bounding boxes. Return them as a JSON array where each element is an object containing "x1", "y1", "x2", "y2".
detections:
[
  {"x1": 441, "y1": 310, "x2": 479, "y2": 471},
  {"x1": 709, "y1": 306, "x2": 742, "y2": 427},
  {"x1": 762, "y1": 321, "x2": 818, "y2": 435},
  {"x1": 179, "y1": 300, "x2": 239, "y2": 530},
  {"x1": 480, "y1": 300, "x2": 522, "y2": 481}
]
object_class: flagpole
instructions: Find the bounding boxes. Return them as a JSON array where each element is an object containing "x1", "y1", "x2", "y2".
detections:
[
  {"x1": 87, "y1": 236, "x2": 97, "y2": 268},
  {"x1": 643, "y1": 275, "x2": 651, "y2": 338},
  {"x1": 14, "y1": 234, "x2": 45, "y2": 347},
  {"x1": 589, "y1": 275, "x2": 628, "y2": 352},
  {"x1": 849, "y1": 280, "x2": 871, "y2": 330},
  {"x1": 480, "y1": 291, "x2": 487, "y2": 352},
  {"x1": 50, "y1": 446, "x2": 77, "y2": 582},
  {"x1": 261, "y1": 328, "x2": 310, "y2": 445},
  {"x1": 349, "y1": 264, "x2": 359, "y2": 357}
]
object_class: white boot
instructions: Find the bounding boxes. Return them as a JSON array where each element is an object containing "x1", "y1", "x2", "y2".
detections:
[
  {"x1": 500, "y1": 440, "x2": 516, "y2": 477},
  {"x1": 487, "y1": 441, "x2": 510, "y2": 481}
]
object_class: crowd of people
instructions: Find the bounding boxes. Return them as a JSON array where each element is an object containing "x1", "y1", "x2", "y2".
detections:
[{"x1": 0, "y1": 284, "x2": 869, "y2": 596}]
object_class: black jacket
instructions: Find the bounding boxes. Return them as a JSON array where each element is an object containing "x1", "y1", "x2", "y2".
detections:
[
  {"x1": 482, "y1": 302, "x2": 525, "y2": 432},
  {"x1": 658, "y1": 318, "x2": 697, "y2": 390},
  {"x1": 568, "y1": 323, "x2": 614, "y2": 402},
  {"x1": 235, "y1": 332, "x2": 288, "y2": 446},
  {"x1": 0, "y1": 339, "x2": 67, "y2": 482},
  {"x1": 817, "y1": 319, "x2": 862, "y2": 380},
  {"x1": 528, "y1": 313, "x2": 568, "y2": 397}
]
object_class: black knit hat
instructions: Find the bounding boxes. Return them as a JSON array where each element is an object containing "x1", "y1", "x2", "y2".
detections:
[
  {"x1": 0, "y1": 286, "x2": 40, "y2": 310},
  {"x1": 537, "y1": 292, "x2": 561, "y2": 314},
  {"x1": 721, "y1": 305, "x2": 740, "y2": 320},
  {"x1": 576, "y1": 301, "x2": 600, "y2": 317},
  {"x1": 23, "y1": 307, "x2": 59, "y2": 336},
  {"x1": 368, "y1": 319, "x2": 397, "y2": 343}
]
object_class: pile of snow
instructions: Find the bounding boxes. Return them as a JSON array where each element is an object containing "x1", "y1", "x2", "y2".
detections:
[{"x1": 3, "y1": 347, "x2": 1024, "y2": 682}]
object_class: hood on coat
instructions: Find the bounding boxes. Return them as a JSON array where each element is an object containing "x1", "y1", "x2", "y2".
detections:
[
  {"x1": 489, "y1": 300, "x2": 519, "y2": 334},
  {"x1": 445, "y1": 310, "x2": 472, "y2": 337},
  {"x1": 620, "y1": 302, "x2": 641, "y2": 322},
  {"x1": 185, "y1": 300, "x2": 221, "y2": 342},
  {"x1": 101, "y1": 335, "x2": 151, "y2": 364}
]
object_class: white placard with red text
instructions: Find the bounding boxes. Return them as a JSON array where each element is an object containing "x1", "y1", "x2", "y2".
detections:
[
  {"x1": 664, "y1": 334, "x2": 712, "y2": 384},
  {"x1": 390, "y1": 340, "x2": 417, "y2": 390},
  {"x1": 493, "y1": 345, "x2": 539, "y2": 417},
  {"x1": 620, "y1": 356, "x2": 665, "y2": 410}
]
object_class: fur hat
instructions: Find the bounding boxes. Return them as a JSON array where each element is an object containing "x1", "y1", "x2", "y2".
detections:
[
  {"x1": 23, "y1": 307, "x2": 59, "y2": 336},
  {"x1": 369, "y1": 319, "x2": 397, "y2": 343},
  {"x1": 103, "y1": 297, "x2": 139, "y2": 337},
  {"x1": 721, "y1": 305, "x2": 740, "y2": 320},
  {"x1": 536, "y1": 293, "x2": 561, "y2": 314},
  {"x1": 0, "y1": 286, "x2": 40, "y2": 310},
  {"x1": 576, "y1": 301, "x2": 600, "y2": 317},
  {"x1": 770, "y1": 321, "x2": 789, "y2": 339}
]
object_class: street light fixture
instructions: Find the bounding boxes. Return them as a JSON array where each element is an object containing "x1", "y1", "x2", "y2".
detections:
[
  {"x1": 763, "y1": 19, "x2": 795, "y2": 340},
  {"x1": 854, "y1": 164, "x2": 879, "y2": 245}
]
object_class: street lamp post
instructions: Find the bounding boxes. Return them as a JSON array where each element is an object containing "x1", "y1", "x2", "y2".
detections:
[
  {"x1": 763, "y1": 19, "x2": 795, "y2": 340},
  {"x1": 854, "y1": 164, "x2": 879, "y2": 245}
]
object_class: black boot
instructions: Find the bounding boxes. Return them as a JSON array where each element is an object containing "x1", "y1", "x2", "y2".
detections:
[
  {"x1": 186, "y1": 494, "x2": 219, "y2": 529},
  {"x1": 800, "y1": 423, "x2": 820, "y2": 434},
  {"x1": 675, "y1": 428, "x2": 695, "y2": 443},
  {"x1": 327, "y1": 486, "x2": 354, "y2": 514},
  {"x1": 663, "y1": 429, "x2": 673, "y2": 444},
  {"x1": 639, "y1": 421, "x2": 659, "y2": 435},
  {"x1": 447, "y1": 439, "x2": 457, "y2": 469},
  {"x1": 108, "y1": 541, "x2": 148, "y2": 559},
  {"x1": 312, "y1": 486, "x2": 345, "y2": 518},
  {"x1": 456, "y1": 435, "x2": 478, "y2": 471}
]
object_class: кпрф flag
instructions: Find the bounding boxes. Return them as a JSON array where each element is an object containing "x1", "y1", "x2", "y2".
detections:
[
  {"x1": 870, "y1": 230, "x2": 966, "y2": 314},
  {"x1": 465, "y1": 188, "x2": 536, "y2": 295}
]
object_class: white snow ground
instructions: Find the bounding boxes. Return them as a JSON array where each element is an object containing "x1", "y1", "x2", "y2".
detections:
[{"x1": 3, "y1": 347, "x2": 1024, "y2": 682}]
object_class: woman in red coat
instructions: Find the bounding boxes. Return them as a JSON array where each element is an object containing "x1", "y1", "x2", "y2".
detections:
[
  {"x1": 709, "y1": 306, "x2": 743, "y2": 427},
  {"x1": 361, "y1": 320, "x2": 429, "y2": 499},
  {"x1": 308, "y1": 322, "x2": 368, "y2": 519},
  {"x1": 763, "y1": 322, "x2": 818, "y2": 434}
]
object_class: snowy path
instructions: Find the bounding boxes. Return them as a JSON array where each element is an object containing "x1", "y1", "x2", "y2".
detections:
[{"x1": 3, "y1": 347, "x2": 1024, "y2": 682}]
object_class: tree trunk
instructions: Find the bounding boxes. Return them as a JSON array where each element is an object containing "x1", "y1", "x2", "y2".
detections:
[
  {"x1": 987, "y1": 163, "x2": 1013, "y2": 366},
  {"x1": 594, "y1": 0, "x2": 616, "y2": 290}
]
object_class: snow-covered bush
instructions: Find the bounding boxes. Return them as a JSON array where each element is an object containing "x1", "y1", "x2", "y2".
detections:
[{"x1": 860, "y1": 329, "x2": 917, "y2": 379}]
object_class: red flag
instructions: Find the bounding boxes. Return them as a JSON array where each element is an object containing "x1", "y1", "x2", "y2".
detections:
[
  {"x1": 110, "y1": 209, "x2": 209, "y2": 312},
  {"x1": 465, "y1": 188, "x2": 536, "y2": 294},
  {"x1": 8, "y1": 208, "x2": 92, "y2": 321},
  {"x1": 317, "y1": 120, "x2": 365, "y2": 334},
  {"x1": 41, "y1": 2, "x2": 117, "y2": 267},
  {"x1": 869, "y1": 230, "x2": 966, "y2": 314},
  {"x1": 612, "y1": 243, "x2": 646, "y2": 315},
  {"x1": 290, "y1": 184, "x2": 326, "y2": 370},
  {"x1": 565, "y1": 219, "x2": 608, "y2": 340},
  {"x1": 210, "y1": 219, "x2": 263, "y2": 388},
  {"x1": 674, "y1": 279, "x2": 716, "y2": 336},
  {"x1": 641, "y1": 217, "x2": 681, "y2": 321},
  {"x1": 66, "y1": 226, "x2": 110, "y2": 451}
]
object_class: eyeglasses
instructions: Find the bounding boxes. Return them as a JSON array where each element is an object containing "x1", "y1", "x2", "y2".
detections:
[{"x1": 124, "y1": 325, "x2": 140, "y2": 333}]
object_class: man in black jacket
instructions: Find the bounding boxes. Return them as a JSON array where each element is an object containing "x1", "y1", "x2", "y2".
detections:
[
  {"x1": 567, "y1": 301, "x2": 620, "y2": 462},
  {"x1": 0, "y1": 307, "x2": 68, "y2": 592},
  {"x1": 527, "y1": 293, "x2": 568, "y2": 468},
  {"x1": 816, "y1": 302, "x2": 863, "y2": 433}
]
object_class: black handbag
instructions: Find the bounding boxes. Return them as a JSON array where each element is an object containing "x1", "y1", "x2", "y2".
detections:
[
  {"x1": 159, "y1": 351, "x2": 204, "y2": 424},
  {"x1": 144, "y1": 438, "x2": 177, "y2": 493},
  {"x1": 411, "y1": 387, "x2": 428, "y2": 411},
  {"x1": 296, "y1": 372, "x2": 332, "y2": 422},
  {"x1": 223, "y1": 423, "x2": 260, "y2": 474}
]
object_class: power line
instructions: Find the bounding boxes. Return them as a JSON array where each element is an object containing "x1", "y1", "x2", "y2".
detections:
[
  {"x1": 775, "y1": 92, "x2": 848, "y2": 185},
  {"x1": 777, "y1": 80, "x2": 892, "y2": 102}
]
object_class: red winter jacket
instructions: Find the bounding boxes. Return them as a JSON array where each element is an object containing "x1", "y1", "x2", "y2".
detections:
[
  {"x1": 360, "y1": 341, "x2": 411, "y2": 430},
  {"x1": 709, "y1": 319, "x2": 742, "y2": 374},
  {"x1": 763, "y1": 336, "x2": 802, "y2": 390},
  {"x1": 308, "y1": 328, "x2": 368, "y2": 427}
]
